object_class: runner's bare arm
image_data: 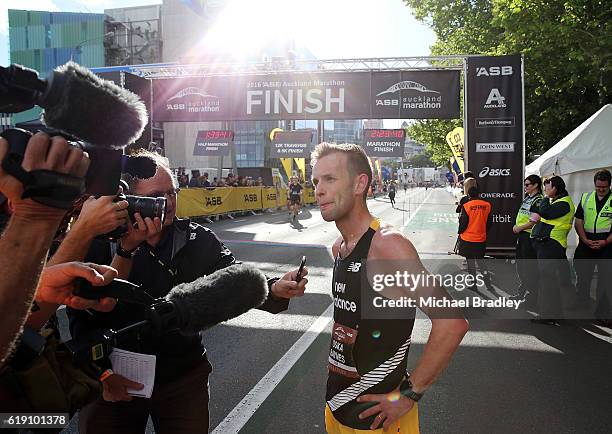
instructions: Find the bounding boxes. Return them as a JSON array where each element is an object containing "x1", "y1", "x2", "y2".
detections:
[{"x1": 369, "y1": 226, "x2": 469, "y2": 394}]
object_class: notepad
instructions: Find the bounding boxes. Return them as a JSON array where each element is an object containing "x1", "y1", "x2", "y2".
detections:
[{"x1": 109, "y1": 348, "x2": 156, "y2": 398}]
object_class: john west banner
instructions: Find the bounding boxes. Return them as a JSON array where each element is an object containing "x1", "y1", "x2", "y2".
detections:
[
  {"x1": 271, "y1": 131, "x2": 313, "y2": 158},
  {"x1": 193, "y1": 130, "x2": 234, "y2": 156},
  {"x1": 363, "y1": 129, "x2": 405, "y2": 157},
  {"x1": 466, "y1": 54, "x2": 524, "y2": 254},
  {"x1": 152, "y1": 70, "x2": 460, "y2": 122}
]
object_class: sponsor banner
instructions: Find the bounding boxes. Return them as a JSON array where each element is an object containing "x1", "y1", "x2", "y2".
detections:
[
  {"x1": 193, "y1": 130, "x2": 234, "y2": 156},
  {"x1": 466, "y1": 54, "x2": 524, "y2": 252},
  {"x1": 176, "y1": 187, "x2": 234, "y2": 217},
  {"x1": 262, "y1": 187, "x2": 281, "y2": 209},
  {"x1": 445, "y1": 127, "x2": 465, "y2": 174},
  {"x1": 303, "y1": 187, "x2": 316, "y2": 204},
  {"x1": 476, "y1": 117, "x2": 515, "y2": 128},
  {"x1": 152, "y1": 70, "x2": 460, "y2": 121},
  {"x1": 233, "y1": 187, "x2": 263, "y2": 211},
  {"x1": 363, "y1": 129, "x2": 405, "y2": 157},
  {"x1": 271, "y1": 131, "x2": 313, "y2": 158},
  {"x1": 475, "y1": 142, "x2": 515, "y2": 152}
]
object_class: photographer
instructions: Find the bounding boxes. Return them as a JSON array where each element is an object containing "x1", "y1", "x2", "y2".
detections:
[
  {"x1": 68, "y1": 150, "x2": 307, "y2": 434},
  {"x1": 0, "y1": 132, "x2": 89, "y2": 362}
]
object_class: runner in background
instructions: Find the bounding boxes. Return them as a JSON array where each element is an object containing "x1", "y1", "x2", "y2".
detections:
[{"x1": 288, "y1": 176, "x2": 303, "y2": 222}]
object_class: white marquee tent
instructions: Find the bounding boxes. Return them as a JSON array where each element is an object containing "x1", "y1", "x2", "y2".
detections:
[{"x1": 526, "y1": 104, "x2": 612, "y2": 255}]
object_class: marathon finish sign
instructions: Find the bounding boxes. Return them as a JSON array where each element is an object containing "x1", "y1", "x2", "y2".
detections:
[
  {"x1": 363, "y1": 129, "x2": 405, "y2": 157},
  {"x1": 152, "y1": 71, "x2": 460, "y2": 121},
  {"x1": 466, "y1": 54, "x2": 524, "y2": 254},
  {"x1": 270, "y1": 131, "x2": 313, "y2": 158},
  {"x1": 193, "y1": 130, "x2": 234, "y2": 156}
]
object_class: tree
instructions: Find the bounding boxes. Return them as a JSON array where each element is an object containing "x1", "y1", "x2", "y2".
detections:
[
  {"x1": 407, "y1": 119, "x2": 461, "y2": 166},
  {"x1": 403, "y1": 0, "x2": 611, "y2": 156},
  {"x1": 407, "y1": 151, "x2": 435, "y2": 168}
]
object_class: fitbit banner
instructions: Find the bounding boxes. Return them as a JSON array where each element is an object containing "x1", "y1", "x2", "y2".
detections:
[
  {"x1": 270, "y1": 131, "x2": 313, "y2": 158},
  {"x1": 152, "y1": 70, "x2": 460, "y2": 122},
  {"x1": 193, "y1": 130, "x2": 234, "y2": 156},
  {"x1": 466, "y1": 54, "x2": 524, "y2": 254}
]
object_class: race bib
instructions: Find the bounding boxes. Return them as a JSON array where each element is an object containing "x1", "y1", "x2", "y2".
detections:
[{"x1": 328, "y1": 322, "x2": 359, "y2": 379}]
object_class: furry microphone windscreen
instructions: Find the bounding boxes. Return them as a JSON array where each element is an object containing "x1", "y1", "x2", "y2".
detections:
[
  {"x1": 166, "y1": 264, "x2": 269, "y2": 334},
  {"x1": 41, "y1": 62, "x2": 148, "y2": 148}
]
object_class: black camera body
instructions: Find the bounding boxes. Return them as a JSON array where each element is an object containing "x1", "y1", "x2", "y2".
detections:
[{"x1": 103, "y1": 186, "x2": 167, "y2": 240}]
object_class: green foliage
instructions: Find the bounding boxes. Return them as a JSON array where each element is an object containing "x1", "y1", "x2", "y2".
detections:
[
  {"x1": 407, "y1": 119, "x2": 461, "y2": 166},
  {"x1": 403, "y1": 0, "x2": 612, "y2": 156}
]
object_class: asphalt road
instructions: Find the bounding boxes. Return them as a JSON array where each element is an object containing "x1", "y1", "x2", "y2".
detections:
[{"x1": 61, "y1": 187, "x2": 612, "y2": 433}]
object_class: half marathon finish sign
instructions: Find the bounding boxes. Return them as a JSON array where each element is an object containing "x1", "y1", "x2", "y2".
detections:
[
  {"x1": 466, "y1": 54, "x2": 524, "y2": 254},
  {"x1": 193, "y1": 130, "x2": 234, "y2": 156},
  {"x1": 271, "y1": 131, "x2": 313, "y2": 158},
  {"x1": 363, "y1": 129, "x2": 405, "y2": 157},
  {"x1": 152, "y1": 71, "x2": 460, "y2": 121}
]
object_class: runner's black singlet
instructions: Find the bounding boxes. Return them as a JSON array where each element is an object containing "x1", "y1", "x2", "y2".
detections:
[{"x1": 326, "y1": 219, "x2": 415, "y2": 429}]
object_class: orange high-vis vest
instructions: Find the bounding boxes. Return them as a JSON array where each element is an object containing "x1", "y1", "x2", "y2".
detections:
[{"x1": 460, "y1": 199, "x2": 491, "y2": 243}]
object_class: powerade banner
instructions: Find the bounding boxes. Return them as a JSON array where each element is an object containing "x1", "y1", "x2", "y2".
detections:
[
  {"x1": 363, "y1": 129, "x2": 405, "y2": 157},
  {"x1": 271, "y1": 131, "x2": 313, "y2": 158},
  {"x1": 193, "y1": 130, "x2": 234, "y2": 156},
  {"x1": 152, "y1": 70, "x2": 460, "y2": 121},
  {"x1": 466, "y1": 54, "x2": 524, "y2": 254}
]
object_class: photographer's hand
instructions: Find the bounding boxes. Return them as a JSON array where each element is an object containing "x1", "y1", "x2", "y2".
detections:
[
  {"x1": 111, "y1": 213, "x2": 162, "y2": 280},
  {"x1": 102, "y1": 373, "x2": 144, "y2": 402},
  {"x1": 35, "y1": 262, "x2": 118, "y2": 312},
  {"x1": 0, "y1": 133, "x2": 90, "y2": 362},
  {"x1": 74, "y1": 195, "x2": 129, "y2": 238},
  {"x1": 120, "y1": 212, "x2": 163, "y2": 251}
]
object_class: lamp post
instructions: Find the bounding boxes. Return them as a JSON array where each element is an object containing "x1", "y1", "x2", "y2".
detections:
[{"x1": 71, "y1": 31, "x2": 114, "y2": 62}]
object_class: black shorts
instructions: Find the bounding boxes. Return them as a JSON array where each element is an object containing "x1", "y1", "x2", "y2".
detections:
[{"x1": 289, "y1": 196, "x2": 301, "y2": 205}]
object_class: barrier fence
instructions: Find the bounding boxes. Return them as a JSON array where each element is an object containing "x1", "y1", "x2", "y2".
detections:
[{"x1": 177, "y1": 186, "x2": 317, "y2": 218}]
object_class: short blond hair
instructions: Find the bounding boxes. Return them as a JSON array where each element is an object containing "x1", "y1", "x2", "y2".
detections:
[{"x1": 311, "y1": 142, "x2": 372, "y2": 201}]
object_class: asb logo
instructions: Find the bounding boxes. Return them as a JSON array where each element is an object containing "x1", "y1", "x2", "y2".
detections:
[
  {"x1": 484, "y1": 88, "x2": 507, "y2": 109},
  {"x1": 476, "y1": 66, "x2": 513, "y2": 77},
  {"x1": 375, "y1": 80, "x2": 439, "y2": 107},
  {"x1": 478, "y1": 167, "x2": 511, "y2": 178},
  {"x1": 166, "y1": 87, "x2": 221, "y2": 113}
]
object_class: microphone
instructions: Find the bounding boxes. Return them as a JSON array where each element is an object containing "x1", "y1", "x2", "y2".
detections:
[
  {"x1": 163, "y1": 264, "x2": 269, "y2": 334},
  {"x1": 0, "y1": 62, "x2": 148, "y2": 148}
]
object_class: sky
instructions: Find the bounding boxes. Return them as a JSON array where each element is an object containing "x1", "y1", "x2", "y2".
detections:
[
  {"x1": 0, "y1": 0, "x2": 436, "y2": 128},
  {"x1": 0, "y1": 0, "x2": 436, "y2": 65}
]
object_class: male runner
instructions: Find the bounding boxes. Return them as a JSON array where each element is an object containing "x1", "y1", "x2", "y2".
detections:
[
  {"x1": 311, "y1": 143, "x2": 469, "y2": 433},
  {"x1": 288, "y1": 176, "x2": 303, "y2": 222}
]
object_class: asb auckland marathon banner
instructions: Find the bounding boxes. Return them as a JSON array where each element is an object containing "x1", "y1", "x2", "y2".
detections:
[
  {"x1": 152, "y1": 70, "x2": 460, "y2": 122},
  {"x1": 465, "y1": 54, "x2": 524, "y2": 254}
]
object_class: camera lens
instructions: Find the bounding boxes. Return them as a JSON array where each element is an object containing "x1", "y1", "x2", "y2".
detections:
[{"x1": 126, "y1": 195, "x2": 167, "y2": 223}]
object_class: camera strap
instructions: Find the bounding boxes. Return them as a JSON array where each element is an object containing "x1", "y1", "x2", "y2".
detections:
[{"x1": 1, "y1": 152, "x2": 85, "y2": 209}]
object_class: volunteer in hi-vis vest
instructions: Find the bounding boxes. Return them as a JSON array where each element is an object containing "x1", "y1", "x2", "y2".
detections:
[
  {"x1": 311, "y1": 143, "x2": 468, "y2": 433},
  {"x1": 457, "y1": 184, "x2": 494, "y2": 292},
  {"x1": 530, "y1": 176, "x2": 575, "y2": 325},
  {"x1": 511, "y1": 175, "x2": 544, "y2": 305},
  {"x1": 572, "y1": 169, "x2": 612, "y2": 323}
]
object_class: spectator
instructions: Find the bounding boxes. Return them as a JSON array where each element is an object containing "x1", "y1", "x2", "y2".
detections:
[
  {"x1": 256, "y1": 177, "x2": 264, "y2": 186},
  {"x1": 188, "y1": 170, "x2": 201, "y2": 188},
  {"x1": 211, "y1": 177, "x2": 218, "y2": 187},
  {"x1": 201, "y1": 172, "x2": 211, "y2": 188},
  {"x1": 178, "y1": 173, "x2": 189, "y2": 188}
]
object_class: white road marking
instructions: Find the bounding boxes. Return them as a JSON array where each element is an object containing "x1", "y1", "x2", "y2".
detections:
[{"x1": 211, "y1": 304, "x2": 334, "y2": 434}]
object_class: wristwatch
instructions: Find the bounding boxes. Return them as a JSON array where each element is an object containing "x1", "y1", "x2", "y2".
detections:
[
  {"x1": 115, "y1": 241, "x2": 139, "y2": 258},
  {"x1": 400, "y1": 379, "x2": 424, "y2": 402}
]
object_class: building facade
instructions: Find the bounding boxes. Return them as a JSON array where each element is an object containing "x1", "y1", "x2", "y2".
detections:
[{"x1": 8, "y1": 9, "x2": 106, "y2": 124}]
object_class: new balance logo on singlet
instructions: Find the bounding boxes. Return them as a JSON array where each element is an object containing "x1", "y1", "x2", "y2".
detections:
[{"x1": 347, "y1": 262, "x2": 362, "y2": 272}]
